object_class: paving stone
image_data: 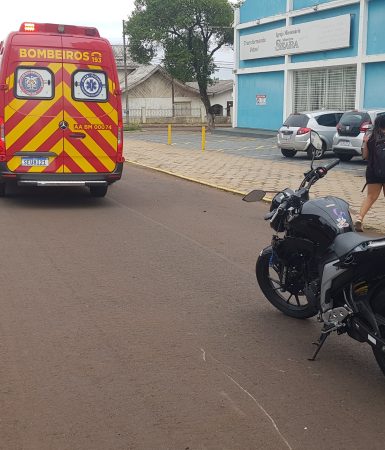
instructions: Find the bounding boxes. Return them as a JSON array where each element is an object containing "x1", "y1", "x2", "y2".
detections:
[{"x1": 123, "y1": 139, "x2": 385, "y2": 234}]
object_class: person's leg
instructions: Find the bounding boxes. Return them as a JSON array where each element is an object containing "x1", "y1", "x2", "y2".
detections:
[{"x1": 357, "y1": 183, "x2": 383, "y2": 230}]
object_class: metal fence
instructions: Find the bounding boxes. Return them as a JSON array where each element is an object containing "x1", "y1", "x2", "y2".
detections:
[{"x1": 124, "y1": 107, "x2": 204, "y2": 124}]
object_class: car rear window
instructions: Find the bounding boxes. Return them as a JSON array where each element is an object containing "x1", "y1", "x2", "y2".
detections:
[
  {"x1": 283, "y1": 114, "x2": 309, "y2": 128},
  {"x1": 316, "y1": 113, "x2": 343, "y2": 127},
  {"x1": 339, "y1": 111, "x2": 371, "y2": 126}
]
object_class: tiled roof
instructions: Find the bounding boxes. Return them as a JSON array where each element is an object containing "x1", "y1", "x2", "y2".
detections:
[
  {"x1": 122, "y1": 65, "x2": 199, "y2": 94},
  {"x1": 186, "y1": 80, "x2": 233, "y2": 94}
]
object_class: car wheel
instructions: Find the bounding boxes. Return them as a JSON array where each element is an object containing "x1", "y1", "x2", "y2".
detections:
[
  {"x1": 307, "y1": 142, "x2": 326, "y2": 160},
  {"x1": 281, "y1": 149, "x2": 297, "y2": 158},
  {"x1": 336, "y1": 154, "x2": 353, "y2": 162}
]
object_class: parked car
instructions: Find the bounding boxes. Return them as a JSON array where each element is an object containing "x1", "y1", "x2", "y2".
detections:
[
  {"x1": 332, "y1": 109, "x2": 385, "y2": 161},
  {"x1": 277, "y1": 110, "x2": 344, "y2": 160}
]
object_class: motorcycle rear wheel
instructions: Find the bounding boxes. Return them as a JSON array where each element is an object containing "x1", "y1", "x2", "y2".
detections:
[{"x1": 256, "y1": 248, "x2": 318, "y2": 319}]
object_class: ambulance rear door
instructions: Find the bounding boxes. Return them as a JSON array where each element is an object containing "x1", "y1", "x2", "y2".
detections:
[
  {"x1": 4, "y1": 33, "x2": 65, "y2": 174},
  {"x1": 61, "y1": 36, "x2": 119, "y2": 174}
]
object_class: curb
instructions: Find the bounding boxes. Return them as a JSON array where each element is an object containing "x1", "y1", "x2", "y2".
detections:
[
  {"x1": 125, "y1": 161, "x2": 382, "y2": 233},
  {"x1": 126, "y1": 160, "x2": 248, "y2": 197}
]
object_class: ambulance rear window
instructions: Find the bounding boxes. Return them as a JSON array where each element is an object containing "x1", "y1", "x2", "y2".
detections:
[
  {"x1": 72, "y1": 70, "x2": 108, "y2": 102},
  {"x1": 15, "y1": 67, "x2": 54, "y2": 99}
]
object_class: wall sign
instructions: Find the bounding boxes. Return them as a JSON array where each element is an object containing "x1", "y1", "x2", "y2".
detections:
[
  {"x1": 240, "y1": 14, "x2": 351, "y2": 60},
  {"x1": 256, "y1": 94, "x2": 267, "y2": 106}
]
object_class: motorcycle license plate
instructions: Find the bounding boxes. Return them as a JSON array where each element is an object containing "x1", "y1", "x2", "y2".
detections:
[{"x1": 21, "y1": 157, "x2": 49, "y2": 167}]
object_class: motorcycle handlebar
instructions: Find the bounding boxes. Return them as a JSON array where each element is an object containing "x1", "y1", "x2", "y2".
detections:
[
  {"x1": 266, "y1": 201, "x2": 288, "y2": 223},
  {"x1": 323, "y1": 159, "x2": 340, "y2": 172},
  {"x1": 264, "y1": 211, "x2": 275, "y2": 220},
  {"x1": 302, "y1": 158, "x2": 340, "y2": 187}
]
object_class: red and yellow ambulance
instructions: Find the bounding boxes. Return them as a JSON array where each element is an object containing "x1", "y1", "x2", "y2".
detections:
[{"x1": 0, "y1": 22, "x2": 124, "y2": 197}]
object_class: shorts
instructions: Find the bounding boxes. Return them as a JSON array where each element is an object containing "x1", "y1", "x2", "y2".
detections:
[{"x1": 366, "y1": 167, "x2": 385, "y2": 184}]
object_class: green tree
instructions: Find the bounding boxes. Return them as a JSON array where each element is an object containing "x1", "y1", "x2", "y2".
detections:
[{"x1": 125, "y1": 0, "x2": 234, "y2": 129}]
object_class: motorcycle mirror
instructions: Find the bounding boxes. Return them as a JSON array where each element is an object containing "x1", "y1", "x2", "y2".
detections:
[
  {"x1": 310, "y1": 130, "x2": 323, "y2": 151},
  {"x1": 242, "y1": 189, "x2": 266, "y2": 202},
  {"x1": 309, "y1": 129, "x2": 323, "y2": 169}
]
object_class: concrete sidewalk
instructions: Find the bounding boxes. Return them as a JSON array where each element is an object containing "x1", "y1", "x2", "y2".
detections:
[{"x1": 123, "y1": 137, "x2": 385, "y2": 234}]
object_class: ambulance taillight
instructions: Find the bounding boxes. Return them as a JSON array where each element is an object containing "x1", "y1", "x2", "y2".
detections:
[
  {"x1": 0, "y1": 117, "x2": 6, "y2": 160},
  {"x1": 117, "y1": 121, "x2": 124, "y2": 163}
]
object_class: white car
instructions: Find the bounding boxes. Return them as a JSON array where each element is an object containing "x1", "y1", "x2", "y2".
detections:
[
  {"x1": 277, "y1": 110, "x2": 343, "y2": 160},
  {"x1": 332, "y1": 109, "x2": 385, "y2": 161}
]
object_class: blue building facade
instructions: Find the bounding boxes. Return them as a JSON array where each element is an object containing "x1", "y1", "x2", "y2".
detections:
[{"x1": 234, "y1": 0, "x2": 385, "y2": 131}]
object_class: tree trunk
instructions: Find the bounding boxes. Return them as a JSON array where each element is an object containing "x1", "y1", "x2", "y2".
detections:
[
  {"x1": 207, "y1": 112, "x2": 215, "y2": 130},
  {"x1": 200, "y1": 89, "x2": 215, "y2": 131}
]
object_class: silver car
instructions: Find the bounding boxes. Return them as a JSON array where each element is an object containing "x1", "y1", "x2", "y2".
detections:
[
  {"x1": 332, "y1": 109, "x2": 385, "y2": 161},
  {"x1": 277, "y1": 110, "x2": 343, "y2": 160}
]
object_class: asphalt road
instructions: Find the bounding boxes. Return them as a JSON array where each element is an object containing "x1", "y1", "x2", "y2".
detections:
[
  {"x1": 0, "y1": 166, "x2": 385, "y2": 450},
  {"x1": 133, "y1": 128, "x2": 367, "y2": 176}
]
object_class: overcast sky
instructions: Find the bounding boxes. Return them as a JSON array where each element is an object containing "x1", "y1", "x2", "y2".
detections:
[
  {"x1": 0, "y1": 0, "x2": 135, "y2": 44},
  {"x1": 0, "y1": 0, "x2": 233, "y2": 79}
]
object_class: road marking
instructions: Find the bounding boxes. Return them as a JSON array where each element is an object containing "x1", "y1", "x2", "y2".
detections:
[{"x1": 225, "y1": 373, "x2": 293, "y2": 450}]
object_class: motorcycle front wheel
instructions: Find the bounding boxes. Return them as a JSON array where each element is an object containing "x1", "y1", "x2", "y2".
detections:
[{"x1": 256, "y1": 247, "x2": 318, "y2": 319}]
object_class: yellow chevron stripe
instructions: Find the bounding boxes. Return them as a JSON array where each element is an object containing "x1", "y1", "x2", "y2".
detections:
[
  {"x1": 63, "y1": 82, "x2": 117, "y2": 149},
  {"x1": 63, "y1": 63, "x2": 77, "y2": 75},
  {"x1": 5, "y1": 99, "x2": 28, "y2": 121},
  {"x1": 63, "y1": 114, "x2": 115, "y2": 170},
  {"x1": 25, "y1": 112, "x2": 63, "y2": 150},
  {"x1": 63, "y1": 139, "x2": 98, "y2": 172},
  {"x1": 6, "y1": 81, "x2": 64, "y2": 147},
  {"x1": 6, "y1": 72, "x2": 15, "y2": 89}
]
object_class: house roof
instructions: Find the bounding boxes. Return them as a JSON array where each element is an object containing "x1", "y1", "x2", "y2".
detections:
[
  {"x1": 123, "y1": 65, "x2": 199, "y2": 95},
  {"x1": 112, "y1": 45, "x2": 139, "y2": 69},
  {"x1": 186, "y1": 80, "x2": 233, "y2": 95}
]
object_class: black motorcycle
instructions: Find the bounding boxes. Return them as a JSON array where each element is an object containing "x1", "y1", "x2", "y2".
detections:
[{"x1": 244, "y1": 131, "x2": 385, "y2": 376}]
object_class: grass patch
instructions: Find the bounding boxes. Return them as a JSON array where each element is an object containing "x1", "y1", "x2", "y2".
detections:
[{"x1": 123, "y1": 122, "x2": 141, "y2": 132}]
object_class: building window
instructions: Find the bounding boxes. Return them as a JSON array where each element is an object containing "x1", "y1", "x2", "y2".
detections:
[
  {"x1": 293, "y1": 66, "x2": 356, "y2": 113},
  {"x1": 211, "y1": 104, "x2": 224, "y2": 116}
]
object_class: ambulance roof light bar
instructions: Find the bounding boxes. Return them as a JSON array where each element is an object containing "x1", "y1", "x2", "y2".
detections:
[
  {"x1": 23, "y1": 23, "x2": 36, "y2": 32},
  {"x1": 19, "y1": 22, "x2": 100, "y2": 37}
]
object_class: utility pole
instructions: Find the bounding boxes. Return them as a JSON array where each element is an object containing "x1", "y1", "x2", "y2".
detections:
[
  {"x1": 171, "y1": 78, "x2": 175, "y2": 117},
  {"x1": 122, "y1": 20, "x2": 129, "y2": 126}
]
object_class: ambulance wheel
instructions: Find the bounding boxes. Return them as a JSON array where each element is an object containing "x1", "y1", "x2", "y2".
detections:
[
  {"x1": 0, "y1": 183, "x2": 6, "y2": 197},
  {"x1": 90, "y1": 185, "x2": 108, "y2": 197}
]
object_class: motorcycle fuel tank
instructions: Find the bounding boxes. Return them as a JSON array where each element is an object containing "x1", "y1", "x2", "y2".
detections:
[{"x1": 290, "y1": 196, "x2": 353, "y2": 248}]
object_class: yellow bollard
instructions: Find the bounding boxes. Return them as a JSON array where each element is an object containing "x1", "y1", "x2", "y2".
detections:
[
  {"x1": 201, "y1": 126, "x2": 206, "y2": 152},
  {"x1": 167, "y1": 124, "x2": 172, "y2": 145}
]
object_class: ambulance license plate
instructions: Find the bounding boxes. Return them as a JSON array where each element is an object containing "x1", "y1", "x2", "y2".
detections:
[{"x1": 21, "y1": 157, "x2": 49, "y2": 167}]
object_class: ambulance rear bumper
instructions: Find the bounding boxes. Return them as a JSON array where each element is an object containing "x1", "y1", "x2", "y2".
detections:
[{"x1": 0, "y1": 163, "x2": 124, "y2": 186}]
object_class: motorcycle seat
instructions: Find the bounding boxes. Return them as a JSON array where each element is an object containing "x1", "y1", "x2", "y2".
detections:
[{"x1": 333, "y1": 232, "x2": 382, "y2": 258}]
